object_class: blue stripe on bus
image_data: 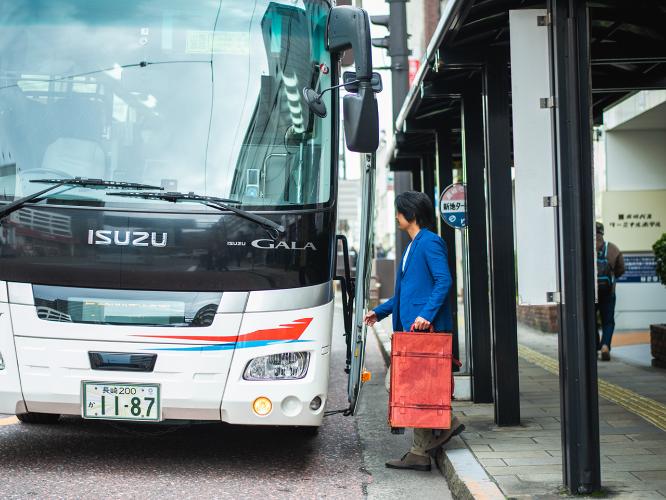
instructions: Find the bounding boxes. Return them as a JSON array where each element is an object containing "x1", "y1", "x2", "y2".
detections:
[{"x1": 150, "y1": 339, "x2": 313, "y2": 352}]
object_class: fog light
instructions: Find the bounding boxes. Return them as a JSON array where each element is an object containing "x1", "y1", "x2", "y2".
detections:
[
  {"x1": 309, "y1": 396, "x2": 322, "y2": 411},
  {"x1": 0, "y1": 351, "x2": 4, "y2": 370},
  {"x1": 252, "y1": 396, "x2": 272, "y2": 416}
]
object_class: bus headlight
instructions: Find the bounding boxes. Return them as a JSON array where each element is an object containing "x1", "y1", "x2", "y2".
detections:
[{"x1": 243, "y1": 352, "x2": 310, "y2": 381}]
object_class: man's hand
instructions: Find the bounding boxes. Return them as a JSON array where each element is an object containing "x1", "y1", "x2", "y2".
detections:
[
  {"x1": 364, "y1": 310, "x2": 378, "y2": 326},
  {"x1": 412, "y1": 316, "x2": 431, "y2": 331}
]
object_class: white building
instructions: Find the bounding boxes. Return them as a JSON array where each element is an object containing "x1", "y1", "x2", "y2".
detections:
[{"x1": 600, "y1": 90, "x2": 666, "y2": 330}]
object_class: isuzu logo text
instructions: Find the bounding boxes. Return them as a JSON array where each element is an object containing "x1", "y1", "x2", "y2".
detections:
[
  {"x1": 250, "y1": 239, "x2": 317, "y2": 251},
  {"x1": 87, "y1": 230, "x2": 168, "y2": 247}
]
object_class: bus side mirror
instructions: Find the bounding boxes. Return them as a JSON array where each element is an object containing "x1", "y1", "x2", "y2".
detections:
[{"x1": 327, "y1": 6, "x2": 379, "y2": 153}]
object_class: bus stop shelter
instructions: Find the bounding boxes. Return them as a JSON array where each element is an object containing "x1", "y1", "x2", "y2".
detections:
[{"x1": 383, "y1": 0, "x2": 666, "y2": 493}]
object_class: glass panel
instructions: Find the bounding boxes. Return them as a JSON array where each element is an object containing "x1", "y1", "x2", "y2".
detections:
[
  {"x1": 0, "y1": 0, "x2": 332, "y2": 210},
  {"x1": 348, "y1": 155, "x2": 375, "y2": 413},
  {"x1": 33, "y1": 285, "x2": 222, "y2": 327}
]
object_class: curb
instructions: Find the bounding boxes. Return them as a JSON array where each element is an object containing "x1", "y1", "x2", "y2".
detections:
[
  {"x1": 435, "y1": 439, "x2": 505, "y2": 500},
  {"x1": 370, "y1": 325, "x2": 505, "y2": 500}
]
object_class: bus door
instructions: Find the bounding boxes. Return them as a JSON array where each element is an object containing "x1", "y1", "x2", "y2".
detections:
[{"x1": 346, "y1": 153, "x2": 376, "y2": 414}]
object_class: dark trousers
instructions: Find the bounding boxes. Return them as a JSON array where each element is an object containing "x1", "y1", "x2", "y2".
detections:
[{"x1": 596, "y1": 292, "x2": 616, "y2": 350}]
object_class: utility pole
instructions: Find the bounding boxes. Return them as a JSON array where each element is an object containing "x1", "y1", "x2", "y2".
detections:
[{"x1": 371, "y1": 0, "x2": 411, "y2": 263}]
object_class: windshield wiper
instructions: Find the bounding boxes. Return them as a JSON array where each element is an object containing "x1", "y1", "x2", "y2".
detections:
[
  {"x1": 107, "y1": 191, "x2": 286, "y2": 236},
  {"x1": 0, "y1": 177, "x2": 163, "y2": 220}
]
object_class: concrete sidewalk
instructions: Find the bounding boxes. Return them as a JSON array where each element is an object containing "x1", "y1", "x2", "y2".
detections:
[{"x1": 372, "y1": 320, "x2": 666, "y2": 498}]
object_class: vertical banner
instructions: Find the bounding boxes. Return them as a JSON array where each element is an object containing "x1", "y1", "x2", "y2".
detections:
[{"x1": 510, "y1": 10, "x2": 558, "y2": 305}]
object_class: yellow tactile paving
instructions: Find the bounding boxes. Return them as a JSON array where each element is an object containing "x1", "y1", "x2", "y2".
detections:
[
  {"x1": 0, "y1": 416, "x2": 18, "y2": 426},
  {"x1": 518, "y1": 345, "x2": 666, "y2": 432}
]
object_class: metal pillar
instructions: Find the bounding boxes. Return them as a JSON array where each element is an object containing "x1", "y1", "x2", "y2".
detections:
[
  {"x1": 550, "y1": 0, "x2": 601, "y2": 493},
  {"x1": 483, "y1": 50, "x2": 520, "y2": 426},
  {"x1": 388, "y1": 0, "x2": 409, "y2": 122},
  {"x1": 436, "y1": 126, "x2": 460, "y2": 365},
  {"x1": 423, "y1": 154, "x2": 436, "y2": 209},
  {"x1": 388, "y1": 0, "x2": 412, "y2": 264},
  {"x1": 411, "y1": 163, "x2": 422, "y2": 192},
  {"x1": 461, "y1": 80, "x2": 493, "y2": 404}
]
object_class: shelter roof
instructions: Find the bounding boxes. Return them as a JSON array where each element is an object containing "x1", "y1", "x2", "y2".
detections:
[{"x1": 387, "y1": 0, "x2": 666, "y2": 168}]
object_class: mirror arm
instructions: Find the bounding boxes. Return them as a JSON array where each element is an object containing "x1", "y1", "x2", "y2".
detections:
[{"x1": 318, "y1": 79, "x2": 359, "y2": 98}]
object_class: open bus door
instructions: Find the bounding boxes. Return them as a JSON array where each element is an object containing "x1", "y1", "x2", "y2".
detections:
[
  {"x1": 321, "y1": 6, "x2": 378, "y2": 415},
  {"x1": 346, "y1": 153, "x2": 376, "y2": 414}
]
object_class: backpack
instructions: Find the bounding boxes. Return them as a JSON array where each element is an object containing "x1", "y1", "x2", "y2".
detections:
[{"x1": 597, "y1": 242, "x2": 614, "y2": 296}]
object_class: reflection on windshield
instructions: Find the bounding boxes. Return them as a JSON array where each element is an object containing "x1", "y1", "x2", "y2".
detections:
[{"x1": 0, "y1": 0, "x2": 331, "y2": 210}]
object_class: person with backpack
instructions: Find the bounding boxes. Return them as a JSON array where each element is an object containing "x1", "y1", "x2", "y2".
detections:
[{"x1": 596, "y1": 221, "x2": 625, "y2": 361}]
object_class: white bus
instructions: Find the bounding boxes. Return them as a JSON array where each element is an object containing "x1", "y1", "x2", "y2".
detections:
[{"x1": 0, "y1": 0, "x2": 378, "y2": 431}]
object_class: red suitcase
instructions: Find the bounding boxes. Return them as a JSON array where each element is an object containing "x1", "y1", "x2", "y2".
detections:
[{"x1": 389, "y1": 330, "x2": 454, "y2": 430}]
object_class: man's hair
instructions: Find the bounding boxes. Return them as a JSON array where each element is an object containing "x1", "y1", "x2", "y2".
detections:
[
  {"x1": 596, "y1": 221, "x2": 604, "y2": 235},
  {"x1": 395, "y1": 191, "x2": 435, "y2": 230}
]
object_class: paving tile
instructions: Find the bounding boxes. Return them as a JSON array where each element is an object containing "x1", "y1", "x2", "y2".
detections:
[
  {"x1": 602, "y1": 462, "x2": 666, "y2": 472},
  {"x1": 606, "y1": 491, "x2": 665, "y2": 500},
  {"x1": 519, "y1": 408, "x2": 550, "y2": 417},
  {"x1": 607, "y1": 454, "x2": 666, "y2": 465},
  {"x1": 599, "y1": 434, "x2": 634, "y2": 443},
  {"x1": 488, "y1": 443, "x2": 556, "y2": 452},
  {"x1": 495, "y1": 476, "x2": 558, "y2": 497},
  {"x1": 539, "y1": 423, "x2": 563, "y2": 430},
  {"x1": 478, "y1": 458, "x2": 507, "y2": 467},
  {"x1": 465, "y1": 437, "x2": 537, "y2": 445},
  {"x1": 600, "y1": 472, "x2": 647, "y2": 482},
  {"x1": 601, "y1": 443, "x2": 658, "y2": 455},
  {"x1": 633, "y1": 471, "x2": 666, "y2": 481},
  {"x1": 485, "y1": 465, "x2": 561, "y2": 476},
  {"x1": 504, "y1": 456, "x2": 562, "y2": 466},
  {"x1": 515, "y1": 473, "x2": 563, "y2": 483},
  {"x1": 601, "y1": 447, "x2": 655, "y2": 456},
  {"x1": 532, "y1": 437, "x2": 562, "y2": 445},
  {"x1": 468, "y1": 444, "x2": 492, "y2": 452},
  {"x1": 474, "y1": 450, "x2": 553, "y2": 459},
  {"x1": 489, "y1": 474, "x2": 521, "y2": 489},
  {"x1": 646, "y1": 448, "x2": 666, "y2": 455},
  {"x1": 608, "y1": 480, "x2": 666, "y2": 489}
]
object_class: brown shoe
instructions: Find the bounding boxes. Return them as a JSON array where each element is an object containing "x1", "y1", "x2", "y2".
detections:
[
  {"x1": 426, "y1": 417, "x2": 466, "y2": 456},
  {"x1": 385, "y1": 452, "x2": 431, "y2": 471},
  {"x1": 601, "y1": 345, "x2": 610, "y2": 361}
]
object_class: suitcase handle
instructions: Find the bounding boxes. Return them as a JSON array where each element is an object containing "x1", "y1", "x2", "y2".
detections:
[{"x1": 409, "y1": 323, "x2": 435, "y2": 333}]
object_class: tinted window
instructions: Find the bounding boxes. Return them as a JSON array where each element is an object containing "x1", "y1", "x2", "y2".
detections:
[{"x1": 33, "y1": 285, "x2": 222, "y2": 327}]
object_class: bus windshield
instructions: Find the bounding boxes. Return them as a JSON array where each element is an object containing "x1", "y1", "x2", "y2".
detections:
[{"x1": 0, "y1": 0, "x2": 332, "y2": 210}]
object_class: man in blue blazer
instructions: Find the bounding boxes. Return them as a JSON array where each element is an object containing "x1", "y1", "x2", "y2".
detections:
[{"x1": 364, "y1": 191, "x2": 464, "y2": 471}]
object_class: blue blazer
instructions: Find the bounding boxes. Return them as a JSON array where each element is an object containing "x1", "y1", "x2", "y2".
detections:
[{"x1": 374, "y1": 229, "x2": 453, "y2": 332}]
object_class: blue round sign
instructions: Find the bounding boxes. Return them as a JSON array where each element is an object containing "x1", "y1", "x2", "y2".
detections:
[{"x1": 440, "y1": 183, "x2": 467, "y2": 229}]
